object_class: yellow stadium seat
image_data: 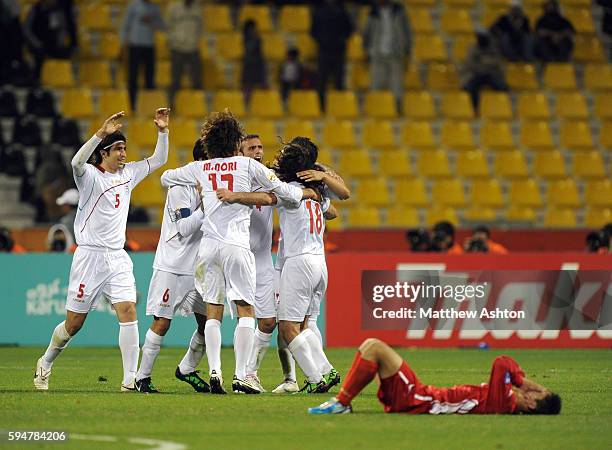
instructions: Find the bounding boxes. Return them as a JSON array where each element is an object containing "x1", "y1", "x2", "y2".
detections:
[
  {"x1": 238, "y1": 5, "x2": 273, "y2": 32},
  {"x1": 80, "y1": 3, "x2": 112, "y2": 31},
  {"x1": 202, "y1": 61, "x2": 227, "y2": 90},
  {"x1": 505, "y1": 206, "x2": 536, "y2": 222},
  {"x1": 404, "y1": 65, "x2": 422, "y2": 90},
  {"x1": 533, "y1": 151, "x2": 566, "y2": 179},
  {"x1": 427, "y1": 64, "x2": 460, "y2": 90},
  {"x1": 441, "y1": 91, "x2": 473, "y2": 119},
  {"x1": 507, "y1": 63, "x2": 539, "y2": 90},
  {"x1": 480, "y1": 92, "x2": 512, "y2": 120},
  {"x1": 584, "y1": 208, "x2": 612, "y2": 228},
  {"x1": 203, "y1": 5, "x2": 233, "y2": 32},
  {"x1": 364, "y1": 91, "x2": 397, "y2": 119},
  {"x1": 316, "y1": 148, "x2": 334, "y2": 167},
  {"x1": 288, "y1": 91, "x2": 321, "y2": 119},
  {"x1": 386, "y1": 207, "x2": 420, "y2": 227},
  {"x1": 417, "y1": 150, "x2": 452, "y2": 178},
  {"x1": 480, "y1": 121, "x2": 514, "y2": 149},
  {"x1": 402, "y1": 122, "x2": 436, "y2": 149},
  {"x1": 242, "y1": 119, "x2": 278, "y2": 148},
  {"x1": 217, "y1": 33, "x2": 243, "y2": 60},
  {"x1": 584, "y1": 64, "x2": 612, "y2": 91},
  {"x1": 99, "y1": 33, "x2": 121, "y2": 59},
  {"x1": 601, "y1": 121, "x2": 612, "y2": 150},
  {"x1": 171, "y1": 119, "x2": 199, "y2": 148},
  {"x1": 213, "y1": 90, "x2": 245, "y2": 116},
  {"x1": 155, "y1": 33, "x2": 170, "y2": 60},
  {"x1": 99, "y1": 89, "x2": 130, "y2": 117},
  {"x1": 249, "y1": 90, "x2": 283, "y2": 119},
  {"x1": 509, "y1": 179, "x2": 542, "y2": 207},
  {"x1": 283, "y1": 120, "x2": 315, "y2": 140},
  {"x1": 77, "y1": 33, "x2": 93, "y2": 59},
  {"x1": 482, "y1": 6, "x2": 506, "y2": 28},
  {"x1": 440, "y1": 120, "x2": 474, "y2": 150},
  {"x1": 456, "y1": 150, "x2": 489, "y2": 178},
  {"x1": 547, "y1": 179, "x2": 581, "y2": 207},
  {"x1": 452, "y1": 35, "x2": 475, "y2": 61},
  {"x1": 362, "y1": 120, "x2": 396, "y2": 149},
  {"x1": 409, "y1": 8, "x2": 434, "y2": 33},
  {"x1": 517, "y1": 93, "x2": 550, "y2": 120},
  {"x1": 440, "y1": 9, "x2": 473, "y2": 34},
  {"x1": 432, "y1": 179, "x2": 466, "y2": 207},
  {"x1": 395, "y1": 178, "x2": 429, "y2": 207},
  {"x1": 348, "y1": 63, "x2": 370, "y2": 90},
  {"x1": 347, "y1": 208, "x2": 381, "y2": 228},
  {"x1": 520, "y1": 121, "x2": 554, "y2": 150},
  {"x1": 175, "y1": 90, "x2": 207, "y2": 119},
  {"x1": 495, "y1": 151, "x2": 529, "y2": 178},
  {"x1": 403, "y1": 91, "x2": 436, "y2": 120},
  {"x1": 61, "y1": 89, "x2": 95, "y2": 119},
  {"x1": 573, "y1": 151, "x2": 606, "y2": 179},
  {"x1": 79, "y1": 61, "x2": 112, "y2": 88},
  {"x1": 556, "y1": 92, "x2": 588, "y2": 119},
  {"x1": 294, "y1": 34, "x2": 316, "y2": 61},
  {"x1": 279, "y1": 6, "x2": 311, "y2": 33},
  {"x1": 347, "y1": 35, "x2": 365, "y2": 61},
  {"x1": 465, "y1": 205, "x2": 499, "y2": 222},
  {"x1": 355, "y1": 178, "x2": 392, "y2": 206},
  {"x1": 326, "y1": 91, "x2": 359, "y2": 119},
  {"x1": 199, "y1": 38, "x2": 213, "y2": 62},
  {"x1": 379, "y1": 150, "x2": 413, "y2": 177},
  {"x1": 414, "y1": 35, "x2": 447, "y2": 62},
  {"x1": 128, "y1": 119, "x2": 158, "y2": 148},
  {"x1": 426, "y1": 208, "x2": 459, "y2": 227},
  {"x1": 565, "y1": 8, "x2": 595, "y2": 34},
  {"x1": 585, "y1": 180, "x2": 612, "y2": 207},
  {"x1": 543, "y1": 63, "x2": 576, "y2": 90},
  {"x1": 446, "y1": 0, "x2": 477, "y2": 6},
  {"x1": 560, "y1": 121, "x2": 594, "y2": 150},
  {"x1": 470, "y1": 179, "x2": 505, "y2": 208},
  {"x1": 544, "y1": 209, "x2": 577, "y2": 228},
  {"x1": 339, "y1": 151, "x2": 373, "y2": 177},
  {"x1": 136, "y1": 90, "x2": 168, "y2": 117},
  {"x1": 131, "y1": 176, "x2": 165, "y2": 207},
  {"x1": 262, "y1": 32, "x2": 286, "y2": 61},
  {"x1": 41, "y1": 59, "x2": 74, "y2": 88},
  {"x1": 323, "y1": 121, "x2": 356, "y2": 149},
  {"x1": 153, "y1": 60, "x2": 171, "y2": 88},
  {"x1": 594, "y1": 93, "x2": 612, "y2": 119},
  {"x1": 574, "y1": 36, "x2": 606, "y2": 62}
]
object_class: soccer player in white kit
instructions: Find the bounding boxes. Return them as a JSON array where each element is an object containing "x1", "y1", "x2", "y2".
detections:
[
  {"x1": 135, "y1": 140, "x2": 210, "y2": 393},
  {"x1": 160, "y1": 111, "x2": 319, "y2": 394},
  {"x1": 34, "y1": 109, "x2": 170, "y2": 391}
]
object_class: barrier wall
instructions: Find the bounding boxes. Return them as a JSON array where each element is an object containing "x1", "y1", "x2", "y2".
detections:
[{"x1": 326, "y1": 253, "x2": 612, "y2": 348}]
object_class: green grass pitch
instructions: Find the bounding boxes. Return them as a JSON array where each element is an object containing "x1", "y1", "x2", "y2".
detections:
[{"x1": 1, "y1": 347, "x2": 610, "y2": 449}]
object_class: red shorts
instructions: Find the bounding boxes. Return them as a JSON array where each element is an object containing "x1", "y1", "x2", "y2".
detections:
[{"x1": 377, "y1": 361, "x2": 431, "y2": 414}]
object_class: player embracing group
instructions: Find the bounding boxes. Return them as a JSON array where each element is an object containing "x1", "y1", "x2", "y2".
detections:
[{"x1": 33, "y1": 108, "x2": 350, "y2": 397}]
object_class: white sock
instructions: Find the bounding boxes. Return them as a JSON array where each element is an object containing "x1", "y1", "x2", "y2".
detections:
[
  {"x1": 234, "y1": 317, "x2": 255, "y2": 380},
  {"x1": 288, "y1": 331, "x2": 322, "y2": 383},
  {"x1": 278, "y1": 333, "x2": 296, "y2": 381},
  {"x1": 308, "y1": 319, "x2": 323, "y2": 345},
  {"x1": 303, "y1": 328, "x2": 332, "y2": 375},
  {"x1": 136, "y1": 329, "x2": 163, "y2": 381},
  {"x1": 178, "y1": 330, "x2": 206, "y2": 375},
  {"x1": 246, "y1": 328, "x2": 273, "y2": 375},
  {"x1": 42, "y1": 321, "x2": 71, "y2": 370},
  {"x1": 119, "y1": 321, "x2": 140, "y2": 386},
  {"x1": 204, "y1": 319, "x2": 222, "y2": 376}
]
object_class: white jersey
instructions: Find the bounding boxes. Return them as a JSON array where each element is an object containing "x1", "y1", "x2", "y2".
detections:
[
  {"x1": 277, "y1": 181, "x2": 331, "y2": 258},
  {"x1": 250, "y1": 205, "x2": 273, "y2": 255},
  {"x1": 73, "y1": 160, "x2": 150, "y2": 250},
  {"x1": 161, "y1": 156, "x2": 303, "y2": 250},
  {"x1": 153, "y1": 185, "x2": 203, "y2": 275}
]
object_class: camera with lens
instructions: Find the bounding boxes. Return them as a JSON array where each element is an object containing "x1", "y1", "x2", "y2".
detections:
[
  {"x1": 465, "y1": 237, "x2": 489, "y2": 253},
  {"x1": 0, "y1": 227, "x2": 15, "y2": 252},
  {"x1": 406, "y1": 228, "x2": 432, "y2": 252}
]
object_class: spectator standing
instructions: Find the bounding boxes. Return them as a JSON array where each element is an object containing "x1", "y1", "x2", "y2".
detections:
[
  {"x1": 55, "y1": 188, "x2": 78, "y2": 243},
  {"x1": 596, "y1": 0, "x2": 612, "y2": 60},
  {"x1": 490, "y1": 0, "x2": 533, "y2": 61},
  {"x1": 535, "y1": 0, "x2": 575, "y2": 62},
  {"x1": 167, "y1": 0, "x2": 202, "y2": 108},
  {"x1": 241, "y1": 19, "x2": 267, "y2": 104},
  {"x1": 279, "y1": 47, "x2": 303, "y2": 102},
  {"x1": 0, "y1": 0, "x2": 26, "y2": 83},
  {"x1": 310, "y1": 0, "x2": 353, "y2": 110},
  {"x1": 120, "y1": 0, "x2": 165, "y2": 111},
  {"x1": 363, "y1": 0, "x2": 412, "y2": 110},
  {"x1": 461, "y1": 28, "x2": 508, "y2": 115},
  {"x1": 23, "y1": 0, "x2": 77, "y2": 83}
]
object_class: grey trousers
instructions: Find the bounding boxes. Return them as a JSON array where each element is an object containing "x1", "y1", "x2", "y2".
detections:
[{"x1": 369, "y1": 55, "x2": 404, "y2": 103}]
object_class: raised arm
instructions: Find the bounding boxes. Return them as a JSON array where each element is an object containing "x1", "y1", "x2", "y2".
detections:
[
  {"x1": 297, "y1": 167, "x2": 351, "y2": 200},
  {"x1": 145, "y1": 108, "x2": 170, "y2": 172},
  {"x1": 71, "y1": 111, "x2": 124, "y2": 176}
]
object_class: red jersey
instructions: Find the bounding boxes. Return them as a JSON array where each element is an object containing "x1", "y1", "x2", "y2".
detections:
[{"x1": 378, "y1": 355, "x2": 525, "y2": 415}]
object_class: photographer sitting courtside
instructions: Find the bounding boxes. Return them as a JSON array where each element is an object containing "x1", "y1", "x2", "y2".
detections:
[{"x1": 464, "y1": 225, "x2": 509, "y2": 254}]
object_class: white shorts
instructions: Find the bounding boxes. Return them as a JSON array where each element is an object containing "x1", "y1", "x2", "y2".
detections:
[
  {"x1": 194, "y1": 237, "x2": 256, "y2": 306},
  {"x1": 277, "y1": 254, "x2": 327, "y2": 322},
  {"x1": 65, "y1": 247, "x2": 137, "y2": 314},
  {"x1": 146, "y1": 269, "x2": 206, "y2": 320},
  {"x1": 254, "y1": 250, "x2": 277, "y2": 319}
]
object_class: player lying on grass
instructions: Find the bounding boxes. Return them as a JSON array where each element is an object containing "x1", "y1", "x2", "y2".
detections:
[{"x1": 309, "y1": 338, "x2": 562, "y2": 414}]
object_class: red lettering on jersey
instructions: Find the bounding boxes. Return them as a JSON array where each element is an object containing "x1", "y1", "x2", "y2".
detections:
[{"x1": 203, "y1": 162, "x2": 211, "y2": 171}]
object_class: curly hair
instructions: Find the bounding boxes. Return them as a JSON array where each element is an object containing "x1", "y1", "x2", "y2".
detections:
[
  {"x1": 271, "y1": 136, "x2": 324, "y2": 189},
  {"x1": 200, "y1": 110, "x2": 244, "y2": 159}
]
